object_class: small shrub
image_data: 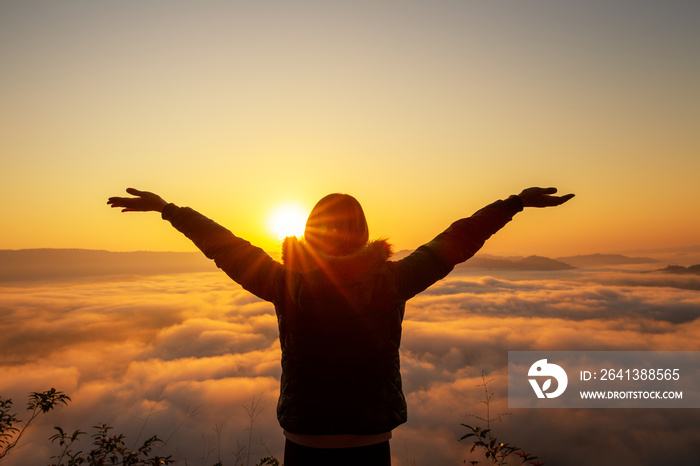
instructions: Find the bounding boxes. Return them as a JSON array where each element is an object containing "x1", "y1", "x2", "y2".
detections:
[
  {"x1": 1, "y1": 389, "x2": 282, "y2": 466},
  {"x1": 0, "y1": 388, "x2": 70, "y2": 461},
  {"x1": 49, "y1": 423, "x2": 173, "y2": 466},
  {"x1": 460, "y1": 373, "x2": 544, "y2": 466}
]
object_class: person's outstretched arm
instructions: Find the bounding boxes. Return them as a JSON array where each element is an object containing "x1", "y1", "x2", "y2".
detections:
[
  {"x1": 108, "y1": 188, "x2": 281, "y2": 301},
  {"x1": 394, "y1": 187, "x2": 574, "y2": 300}
]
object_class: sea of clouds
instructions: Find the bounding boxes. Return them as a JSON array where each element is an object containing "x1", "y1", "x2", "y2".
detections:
[{"x1": 1, "y1": 262, "x2": 699, "y2": 465}]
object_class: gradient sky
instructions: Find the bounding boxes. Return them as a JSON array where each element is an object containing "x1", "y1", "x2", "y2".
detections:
[{"x1": 2, "y1": 0, "x2": 699, "y2": 257}]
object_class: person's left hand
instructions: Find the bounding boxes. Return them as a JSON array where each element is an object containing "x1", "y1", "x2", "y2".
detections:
[
  {"x1": 107, "y1": 188, "x2": 168, "y2": 213},
  {"x1": 517, "y1": 187, "x2": 575, "y2": 208}
]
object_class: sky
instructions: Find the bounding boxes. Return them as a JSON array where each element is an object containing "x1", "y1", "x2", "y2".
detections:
[
  {"x1": 2, "y1": 263, "x2": 699, "y2": 465},
  {"x1": 1, "y1": 0, "x2": 699, "y2": 257}
]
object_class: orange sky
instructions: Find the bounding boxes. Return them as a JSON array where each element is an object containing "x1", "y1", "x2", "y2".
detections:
[{"x1": 1, "y1": 1, "x2": 698, "y2": 257}]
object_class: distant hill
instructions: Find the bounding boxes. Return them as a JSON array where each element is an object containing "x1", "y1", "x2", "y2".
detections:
[
  {"x1": 2, "y1": 249, "x2": 668, "y2": 282},
  {"x1": 0, "y1": 249, "x2": 216, "y2": 282},
  {"x1": 389, "y1": 251, "x2": 574, "y2": 271},
  {"x1": 657, "y1": 264, "x2": 700, "y2": 275},
  {"x1": 555, "y1": 253, "x2": 657, "y2": 268},
  {"x1": 457, "y1": 255, "x2": 575, "y2": 271}
]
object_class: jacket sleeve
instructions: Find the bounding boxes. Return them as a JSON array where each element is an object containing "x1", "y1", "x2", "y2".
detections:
[
  {"x1": 161, "y1": 203, "x2": 281, "y2": 302},
  {"x1": 393, "y1": 195, "x2": 523, "y2": 300}
]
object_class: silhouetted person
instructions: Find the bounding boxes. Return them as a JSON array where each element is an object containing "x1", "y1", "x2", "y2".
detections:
[{"x1": 108, "y1": 186, "x2": 574, "y2": 466}]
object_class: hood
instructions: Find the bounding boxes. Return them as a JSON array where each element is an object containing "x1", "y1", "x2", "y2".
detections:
[{"x1": 282, "y1": 236, "x2": 393, "y2": 282}]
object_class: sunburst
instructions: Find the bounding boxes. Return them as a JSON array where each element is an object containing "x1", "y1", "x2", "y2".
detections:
[{"x1": 268, "y1": 203, "x2": 308, "y2": 240}]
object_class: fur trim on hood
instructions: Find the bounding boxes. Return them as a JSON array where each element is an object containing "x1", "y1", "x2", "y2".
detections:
[{"x1": 282, "y1": 236, "x2": 393, "y2": 281}]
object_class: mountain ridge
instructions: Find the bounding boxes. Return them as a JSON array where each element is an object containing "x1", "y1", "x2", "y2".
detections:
[
  {"x1": 0, "y1": 248, "x2": 215, "y2": 282},
  {"x1": 1, "y1": 248, "x2": 695, "y2": 282}
]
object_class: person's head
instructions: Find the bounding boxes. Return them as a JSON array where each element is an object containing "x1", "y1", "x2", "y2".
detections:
[{"x1": 303, "y1": 193, "x2": 369, "y2": 256}]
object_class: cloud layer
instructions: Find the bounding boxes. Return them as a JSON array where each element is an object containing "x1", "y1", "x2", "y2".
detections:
[{"x1": 1, "y1": 268, "x2": 699, "y2": 465}]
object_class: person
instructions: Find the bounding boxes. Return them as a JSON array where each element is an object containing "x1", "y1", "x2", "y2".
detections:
[{"x1": 107, "y1": 186, "x2": 574, "y2": 466}]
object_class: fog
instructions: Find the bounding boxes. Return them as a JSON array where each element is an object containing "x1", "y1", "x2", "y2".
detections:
[{"x1": 1, "y1": 258, "x2": 699, "y2": 465}]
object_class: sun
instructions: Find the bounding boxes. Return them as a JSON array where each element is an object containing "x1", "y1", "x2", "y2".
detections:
[{"x1": 268, "y1": 203, "x2": 308, "y2": 240}]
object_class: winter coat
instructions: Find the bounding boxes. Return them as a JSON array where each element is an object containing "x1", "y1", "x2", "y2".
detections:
[{"x1": 161, "y1": 195, "x2": 523, "y2": 434}]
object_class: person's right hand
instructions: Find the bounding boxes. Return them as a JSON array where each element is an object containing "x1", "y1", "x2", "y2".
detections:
[
  {"x1": 517, "y1": 187, "x2": 575, "y2": 208},
  {"x1": 107, "y1": 188, "x2": 169, "y2": 213}
]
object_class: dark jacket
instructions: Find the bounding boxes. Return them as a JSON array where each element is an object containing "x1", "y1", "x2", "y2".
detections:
[{"x1": 161, "y1": 195, "x2": 523, "y2": 434}]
